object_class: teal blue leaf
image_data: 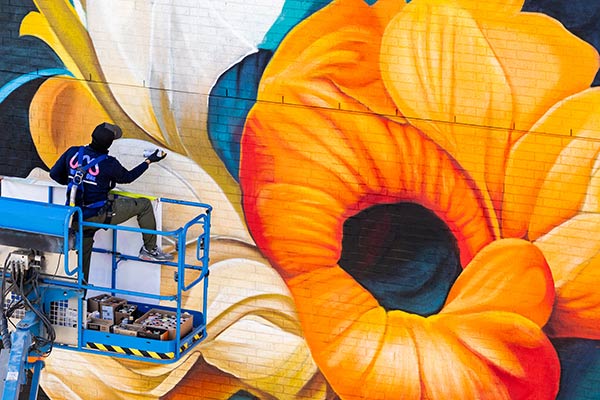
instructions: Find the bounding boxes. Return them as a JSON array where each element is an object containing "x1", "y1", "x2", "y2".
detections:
[{"x1": 553, "y1": 338, "x2": 600, "y2": 400}]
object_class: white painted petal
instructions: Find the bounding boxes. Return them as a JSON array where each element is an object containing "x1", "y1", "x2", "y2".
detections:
[
  {"x1": 41, "y1": 348, "x2": 197, "y2": 399},
  {"x1": 202, "y1": 316, "x2": 318, "y2": 400},
  {"x1": 203, "y1": 259, "x2": 299, "y2": 331},
  {"x1": 109, "y1": 139, "x2": 252, "y2": 243},
  {"x1": 198, "y1": 260, "x2": 315, "y2": 398},
  {"x1": 85, "y1": 0, "x2": 284, "y2": 141}
]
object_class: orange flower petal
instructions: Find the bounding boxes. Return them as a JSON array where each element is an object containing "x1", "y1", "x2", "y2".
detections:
[
  {"x1": 29, "y1": 77, "x2": 111, "y2": 167},
  {"x1": 363, "y1": 311, "x2": 421, "y2": 400},
  {"x1": 412, "y1": 317, "x2": 512, "y2": 399},
  {"x1": 245, "y1": 0, "x2": 498, "y2": 267},
  {"x1": 442, "y1": 239, "x2": 555, "y2": 327},
  {"x1": 289, "y1": 261, "x2": 559, "y2": 399},
  {"x1": 370, "y1": 0, "x2": 407, "y2": 30},
  {"x1": 241, "y1": 1, "x2": 566, "y2": 398},
  {"x1": 242, "y1": 106, "x2": 494, "y2": 273},
  {"x1": 259, "y1": 0, "x2": 397, "y2": 117},
  {"x1": 380, "y1": 0, "x2": 514, "y2": 228},
  {"x1": 434, "y1": 312, "x2": 560, "y2": 399},
  {"x1": 322, "y1": 309, "x2": 423, "y2": 399},
  {"x1": 287, "y1": 267, "x2": 385, "y2": 399}
]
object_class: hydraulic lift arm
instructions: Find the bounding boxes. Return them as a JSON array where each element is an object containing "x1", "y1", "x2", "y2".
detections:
[{"x1": 0, "y1": 311, "x2": 44, "y2": 400}]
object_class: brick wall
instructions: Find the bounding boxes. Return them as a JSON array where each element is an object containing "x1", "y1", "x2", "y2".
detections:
[{"x1": 1, "y1": 1, "x2": 600, "y2": 399}]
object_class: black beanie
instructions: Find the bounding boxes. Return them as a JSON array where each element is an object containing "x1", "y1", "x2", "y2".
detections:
[{"x1": 90, "y1": 122, "x2": 123, "y2": 152}]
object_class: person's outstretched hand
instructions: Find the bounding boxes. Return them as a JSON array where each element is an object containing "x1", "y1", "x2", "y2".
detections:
[{"x1": 146, "y1": 149, "x2": 167, "y2": 163}]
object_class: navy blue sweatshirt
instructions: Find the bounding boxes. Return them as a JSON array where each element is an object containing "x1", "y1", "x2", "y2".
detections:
[{"x1": 50, "y1": 145, "x2": 148, "y2": 218}]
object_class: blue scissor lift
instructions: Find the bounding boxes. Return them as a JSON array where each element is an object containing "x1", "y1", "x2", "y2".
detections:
[{"x1": 0, "y1": 195, "x2": 212, "y2": 399}]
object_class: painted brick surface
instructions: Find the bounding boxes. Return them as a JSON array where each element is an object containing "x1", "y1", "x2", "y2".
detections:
[{"x1": 0, "y1": 0, "x2": 600, "y2": 399}]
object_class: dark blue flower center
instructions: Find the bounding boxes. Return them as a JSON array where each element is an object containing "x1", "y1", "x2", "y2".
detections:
[{"x1": 338, "y1": 202, "x2": 462, "y2": 316}]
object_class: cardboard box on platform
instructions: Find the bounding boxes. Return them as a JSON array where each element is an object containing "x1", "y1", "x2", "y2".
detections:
[
  {"x1": 137, "y1": 326, "x2": 169, "y2": 341},
  {"x1": 86, "y1": 294, "x2": 112, "y2": 313},
  {"x1": 87, "y1": 317, "x2": 112, "y2": 333},
  {"x1": 113, "y1": 323, "x2": 143, "y2": 337},
  {"x1": 134, "y1": 309, "x2": 193, "y2": 340},
  {"x1": 114, "y1": 304, "x2": 138, "y2": 324},
  {"x1": 99, "y1": 297, "x2": 127, "y2": 323}
]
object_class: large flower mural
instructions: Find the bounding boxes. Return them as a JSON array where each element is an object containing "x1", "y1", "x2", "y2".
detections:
[
  {"x1": 239, "y1": 0, "x2": 600, "y2": 398},
  {"x1": 4, "y1": 0, "x2": 600, "y2": 398}
]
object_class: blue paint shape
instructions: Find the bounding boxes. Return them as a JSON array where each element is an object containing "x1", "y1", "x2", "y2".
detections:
[
  {"x1": 553, "y1": 338, "x2": 600, "y2": 400},
  {"x1": 0, "y1": 68, "x2": 73, "y2": 104},
  {"x1": 207, "y1": 50, "x2": 273, "y2": 181},
  {"x1": 229, "y1": 390, "x2": 259, "y2": 400}
]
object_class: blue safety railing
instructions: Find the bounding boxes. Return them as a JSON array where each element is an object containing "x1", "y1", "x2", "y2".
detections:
[{"x1": 0, "y1": 195, "x2": 212, "y2": 364}]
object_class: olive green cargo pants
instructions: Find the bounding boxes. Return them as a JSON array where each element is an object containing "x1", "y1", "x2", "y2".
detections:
[{"x1": 81, "y1": 196, "x2": 157, "y2": 283}]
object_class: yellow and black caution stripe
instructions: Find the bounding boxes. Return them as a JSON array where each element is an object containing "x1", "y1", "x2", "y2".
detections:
[
  {"x1": 180, "y1": 332, "x2": 203, "y2": 353},
  {"x1": 86, "y1": 342, "x2": 175, "y2": 360},
  {"x1": 86, "y1": 331, "x2": 205, "y2": 360}
]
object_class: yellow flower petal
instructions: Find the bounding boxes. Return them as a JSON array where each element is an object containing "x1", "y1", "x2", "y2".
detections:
[
  {"x1": 452, "y1": 0, "x2": 524, "y2": 17},
  {"x1": 480, "y1": 13, "x2": 599, "y2": 131},
  {"x1": 535, "y1": 214, "x2": 600, "y2": 339},
  {"x1": 20, "y1": 10, "x2": 81, "y2": 78},
  {"x1": 41, "y1": 349, "x2": 200, "y2": 399},
  {"x1": 503, "y1": 89, "x2": 600, "y2": 239},
  {"x1": 29, "y1": 77, "x2": 111, "y2": 167},
  {"x1": 23, "y1": 1, "x2": 103, "y2": 83},
  {"x1": 24, "y1": 0, "x2": 166, "y2": 146},
  {"x1": 381, "y1": 1, "x2": 514, "y2": 141},
  {"x1": 381, "y1": 1, "x2": 599, "y2": 239},
  {"x1": 26, "y1": 0, "x2": 247, "y2": 219},
  {"x1": 381, "y1": 1, "x2": 513, "y2": 235}
]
